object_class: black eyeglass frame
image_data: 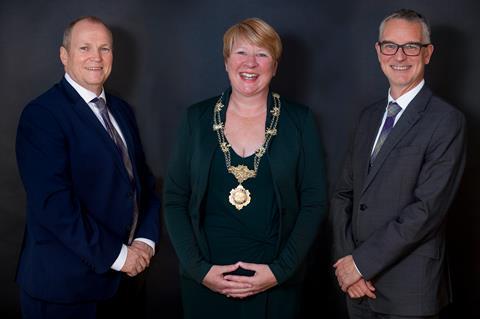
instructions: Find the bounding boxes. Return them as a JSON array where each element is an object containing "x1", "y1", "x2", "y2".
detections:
[{"x1": 377, "y1": 41, "x2": 431, "y2": 56}]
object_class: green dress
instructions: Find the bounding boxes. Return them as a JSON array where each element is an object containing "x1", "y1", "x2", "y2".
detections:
[{"x1": 180, "y1": 149, "x2": 302, "y2": 319}]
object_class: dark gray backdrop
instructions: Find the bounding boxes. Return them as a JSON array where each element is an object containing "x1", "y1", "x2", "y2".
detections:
[{"x1": 1, "y1": 0, "x2": 478, "y2": 317}]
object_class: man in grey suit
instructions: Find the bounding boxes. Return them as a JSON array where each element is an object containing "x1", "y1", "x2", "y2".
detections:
[{"x1": 331, "y1": 9, "x2": 466, "y2": 319}]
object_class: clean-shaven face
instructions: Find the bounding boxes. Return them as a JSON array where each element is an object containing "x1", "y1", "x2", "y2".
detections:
[
  {"x1": 375, "y1": 18, "x2": 433, "y2": 99},
  {"x1": 225, "y1": 37, "x2": 277, "y2": 98},
  {"x1": 60, "y1": 20, "x2": 113, "y2": 95}
]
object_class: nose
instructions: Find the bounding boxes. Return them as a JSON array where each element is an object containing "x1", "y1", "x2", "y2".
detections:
[
  {"x1": 244, "y1": 54, "x2": 258, "y2": 67},
  {"x1": 394, "y1": 47, "x2": 407, "y2": 61},
  {"x1": 89, "y1": 48, "x2": 102, "y2": 61}
]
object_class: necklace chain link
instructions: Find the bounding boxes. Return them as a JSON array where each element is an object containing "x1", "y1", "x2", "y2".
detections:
[{"x1": 213, "y1": 92, "x2": 281, "y2": 185}]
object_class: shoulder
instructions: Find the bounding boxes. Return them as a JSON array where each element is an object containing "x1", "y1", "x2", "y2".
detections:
[
  {"x1": 186, "y1": 96, "x2": 218, "y2": 116},
  {"x1": 426, "y1": 94, "x2": 466, "y2": 134},
  {"x1": 182, "y1": 95, "x2": 218, "y2": 126},
  {"x1": 428, "y1": 94, "x2": 464, "y2": 119},
  {"x1": 20, "y1": 82, "x2": 68, "y2": 120},
  {"x1": 280, "y1": 96, "x2": 313, "y2": 127}
]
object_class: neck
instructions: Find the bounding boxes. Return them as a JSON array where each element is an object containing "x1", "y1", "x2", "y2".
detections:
[
  {"x1": 229, "y1": 90, "x2": 268, "y2": 117},
  {"x1": 390, "y1": 79, "x2": 423, "y2": 100},
  {"x1": 92, "y1": 87, "x2": 103, "y2": 96}
]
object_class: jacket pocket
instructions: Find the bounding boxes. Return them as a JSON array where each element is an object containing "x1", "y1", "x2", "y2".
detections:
[{"x1": 411, "y1": 241, "x2": 440, "y2": 260}]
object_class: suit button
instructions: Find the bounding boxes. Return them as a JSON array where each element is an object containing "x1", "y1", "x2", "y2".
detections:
[
  {"x1": 359, "y1": 204, "x2": 368, "y2": 211},
  {"x1": 126, "y1": 192, "x2": 133, "y2": 199}
]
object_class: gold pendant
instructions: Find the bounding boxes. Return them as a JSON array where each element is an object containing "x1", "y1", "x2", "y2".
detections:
[
  {"x1": 229, "y1": 184, "x2": 251, "y2": 210},
  {"x1": 228, "y1": 165, "x2": 256, "y2": 184}
]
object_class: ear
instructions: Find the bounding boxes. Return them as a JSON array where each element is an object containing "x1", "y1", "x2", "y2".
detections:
[
  {"x1": 375, "y1": 42, "x2": 382, "y2": 62},
  {"x1": 272, "y1": 61, "x2": 278, "y2": 76},
  {"x1": 423, "y1": 44, "x2": 434, "y2": 65},
  {"x1": 60, "y1": 46, "x2": 68, "y2": 66}
]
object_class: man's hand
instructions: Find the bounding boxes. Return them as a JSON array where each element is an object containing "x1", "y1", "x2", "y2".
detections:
[
  {"x1": 202, "y1": 263, "x2": 252, "y2": 295},
  {"x1": 347, "y1": 279, "x2": 376, "y2": 299},
  {"x1": 131, "y1": 240, "x2": 154, "y2": 260},
  {"x1": 333, "y1": 255, "x2": 362, "y2": 292},
  {"x1": 120, "y1": 245, "x2": 150, "y2": 277},
  {"x1": 222, "y1": 261, "x2": 278, "y2": 299}
]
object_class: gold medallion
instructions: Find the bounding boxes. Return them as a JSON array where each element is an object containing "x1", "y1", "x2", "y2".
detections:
[{"x1": 229, "y1": 184, "x2": 251, "y2": 210}]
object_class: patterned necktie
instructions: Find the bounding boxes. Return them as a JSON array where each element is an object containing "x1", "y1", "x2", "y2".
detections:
[
  {"x1": 370, "y1": 101, "x2": 402, "y2": 163},
  {"x1": 92, "y1": 97, "x2": 138, "y2": 244}
]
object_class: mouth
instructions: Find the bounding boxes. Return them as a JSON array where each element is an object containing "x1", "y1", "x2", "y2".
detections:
[
  {"x1": 240, "y1": 72, "x2": 258, "y2": 80},
  {"x1": 390, "y1": 65, "x2": 411, "y2": 71},
  {"x1": 86, "y1": 67, "x2": 103, "y2": 71}
]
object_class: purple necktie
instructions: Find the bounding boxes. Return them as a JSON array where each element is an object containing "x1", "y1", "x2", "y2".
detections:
[
  {"x1": 92, "y1": 97, "x2": 138, "y2": 244},
  {"x1": 370, "y1": 101, "x2": 402, "y2": 163}
]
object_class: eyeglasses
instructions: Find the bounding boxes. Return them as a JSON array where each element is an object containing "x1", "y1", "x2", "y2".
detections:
[{"x1": 378, "y1": 41, "x2": 430, "y2": 56}]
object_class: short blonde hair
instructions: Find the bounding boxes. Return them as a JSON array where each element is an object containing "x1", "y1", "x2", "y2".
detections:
[{"x1": 223, "y1": 18, "x2": 282, "y2": 62}]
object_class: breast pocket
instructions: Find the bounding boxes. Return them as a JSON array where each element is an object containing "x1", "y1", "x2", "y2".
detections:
[{"x1": 390, "y1": 145, "x2": 422, "y2": 157}]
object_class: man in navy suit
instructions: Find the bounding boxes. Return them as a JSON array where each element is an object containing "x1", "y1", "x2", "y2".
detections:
[
  {"x1": 331, "y1": 9, "x2": 466, "y2": 318},
  {"x1": 15, "y1": 16, "x2": 160, "y2": 318}
]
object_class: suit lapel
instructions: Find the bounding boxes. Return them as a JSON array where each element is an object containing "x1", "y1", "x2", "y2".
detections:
[
  {"x1": 195, "y1": 100, "x2": 218, "y2": 208},
  {"x1": 361, "y1": 86, "x2": 432, "y2": 194},
  {"x1": 357, "y1": 104, "x2": 385, "y2": 191},
  {"x1": 61, "y1": 79, "x2": 131, "y2": 183}
]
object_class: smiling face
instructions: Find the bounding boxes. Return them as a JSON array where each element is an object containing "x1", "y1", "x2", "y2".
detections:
[
  {"x1": 376, "y1": 18, "x2": 433, "y2": 99},
  {"x1": 225, "y1": 37, "x2": 277, "y2": 98},
  {"x1": 60, "y1": 19, "x2": 113, "y2": 95}
]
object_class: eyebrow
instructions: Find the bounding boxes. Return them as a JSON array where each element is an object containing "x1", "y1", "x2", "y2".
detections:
[{"x1": 381, "y1": 39, "x2": 423, "y2": 43}]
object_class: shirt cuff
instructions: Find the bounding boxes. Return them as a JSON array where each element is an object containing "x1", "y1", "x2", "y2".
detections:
[
  {"x1": 352, "y1": 257, "x2": 363, "y2": 277},
  {"x1": 111, "y1": 244, "x2": 128, "y2": 271},
  {"x1": 133, "y1": 238, "x2": 156, "y2": 255}
]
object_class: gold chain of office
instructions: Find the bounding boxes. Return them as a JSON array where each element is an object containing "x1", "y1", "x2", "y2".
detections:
[{"x1": 213, "y1": 92, "x2": 281, "y2": 210}]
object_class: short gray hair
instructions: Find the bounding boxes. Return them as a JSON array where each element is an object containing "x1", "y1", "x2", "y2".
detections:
[
  {"x1": 379, "y1": 9, "x2": 431, "y2": 43},
  {"x1": 62, "y1": 16, "x2": 113, "y2": 50}
]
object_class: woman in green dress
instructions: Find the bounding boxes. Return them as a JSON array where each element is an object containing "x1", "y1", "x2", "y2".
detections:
[{"x1": 164, "y1": 17, "x2": 327, "y2": 318}]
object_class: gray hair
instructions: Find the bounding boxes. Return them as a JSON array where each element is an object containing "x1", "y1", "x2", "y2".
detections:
[
  {"x1": 62, "y1": 16, "x2": 113, "y2": 50},
  {"x1": 379, "y1": 9, "x2": 431, "y2": 43}
]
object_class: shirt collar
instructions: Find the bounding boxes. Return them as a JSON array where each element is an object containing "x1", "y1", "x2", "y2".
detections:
[
  {"x1": 387, "y1": 79, "x2": 424, "y2": 109},
  {"x1": 64, "y1": 73, "x2": 106, "y2": 104}
]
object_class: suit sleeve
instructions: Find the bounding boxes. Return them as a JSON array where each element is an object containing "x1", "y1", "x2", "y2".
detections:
[
  {"x1": 269, "y1": 109, "x2": 327, "y2": 284},
  {"x1": 163, "y1": 111, "x2": 212, "y2": 283},
  {"x1": 353, "y1": 110, "x2": 466, "y2": 280},
  {"x1": 330, "y1": 137, "x2": 356, "y2": 261},
  {"x1": 16, "y1": 103, "x2": 122, "y2": 273}
]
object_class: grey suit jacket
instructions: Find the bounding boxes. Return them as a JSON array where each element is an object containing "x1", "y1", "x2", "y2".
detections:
[{"x1": 331, "y1": 85, "x2": 466, "y2": 316}]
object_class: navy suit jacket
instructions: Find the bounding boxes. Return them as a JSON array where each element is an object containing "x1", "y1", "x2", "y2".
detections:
[
  {"x1": 15, "y1": 78, "x2": 160, "y2": 303},
  {"x1": 331, "y1": 86, "x2": 466, "y2": 316}
]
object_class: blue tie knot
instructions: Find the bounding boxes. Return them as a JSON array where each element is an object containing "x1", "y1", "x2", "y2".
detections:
[{"x1": 387, "y1": 101, "x2": 402, "y2": 118}]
